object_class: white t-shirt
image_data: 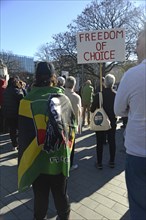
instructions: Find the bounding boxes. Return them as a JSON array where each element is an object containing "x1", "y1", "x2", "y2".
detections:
[{"x1": 114, "y1": 59, "x2": 146, "y2": 157}]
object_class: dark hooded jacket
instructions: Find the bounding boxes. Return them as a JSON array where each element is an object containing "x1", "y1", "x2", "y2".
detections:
[
  {"x1": 2, "y1": 77, "x2": 24, "y2": 118},
  {"x1": 0, "y1": 79, "x2": 7, "y2": 107}
]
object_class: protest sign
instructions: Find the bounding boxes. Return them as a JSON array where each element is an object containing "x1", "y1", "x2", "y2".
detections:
[{"x1": 76, "y1": 28, "x2": 125, "y2": 64}]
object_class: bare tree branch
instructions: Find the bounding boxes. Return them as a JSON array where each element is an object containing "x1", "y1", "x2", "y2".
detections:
[{"x1": 35, "y1": 0, "x2": 145, "y2": 81}]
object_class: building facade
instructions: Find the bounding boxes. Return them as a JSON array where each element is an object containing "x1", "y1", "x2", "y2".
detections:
[
  {"x1": 12, "y1": 54, "x2": 35, "y2": 73},
  {"x1": 0, "y1": 52, "x2": 35, "y2": 74}
]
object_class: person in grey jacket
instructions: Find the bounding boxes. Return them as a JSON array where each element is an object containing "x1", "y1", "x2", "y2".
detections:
[
  {"x1": 114, "y1": 28, "x2": 146, "y2": 220},
  {"x1": 2, "y1": 77, "x2": 24, "y2": 150}
]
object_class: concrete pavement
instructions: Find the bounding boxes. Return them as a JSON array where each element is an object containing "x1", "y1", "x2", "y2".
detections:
[{"x1": 0, "y1": 121, "x2": 130, "y2": 220}]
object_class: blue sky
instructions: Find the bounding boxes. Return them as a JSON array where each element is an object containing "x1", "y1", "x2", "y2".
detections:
[
  {"x1": 1, "y1": 0, "x2": 145, "y2": 58},
  {"x1": 1, "y1": 0, "x2": 92, "y2": 57}
]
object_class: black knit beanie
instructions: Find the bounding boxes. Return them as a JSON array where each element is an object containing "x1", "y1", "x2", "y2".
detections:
[{"x1": 35, "y1": 62, "x2": 55, "y2": 77}]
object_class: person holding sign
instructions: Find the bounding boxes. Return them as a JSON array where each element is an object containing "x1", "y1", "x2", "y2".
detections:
[
  {"x1": 114, "y1": 28, "x2": 146, "y2": 220},
  {"x1": 91, "y1": 74, "x2": 117, "y2": 169}
]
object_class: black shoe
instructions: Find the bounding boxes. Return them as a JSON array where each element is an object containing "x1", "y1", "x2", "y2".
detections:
[
  {"x1": 109, "y1": 162, "x2": 115, "y2": 168},
  {"x1": 82, "y1": 122, "x2": 85, "y2": 127},
  {"x1": 98, "y1": 164, "x2": 103, "y2": 169},
  {"x1": 120, "y1": 124, "x2": 126, "y2": 128},
  {"x1": 95, "y1": 163, "x2": 103, "y2": 170}
]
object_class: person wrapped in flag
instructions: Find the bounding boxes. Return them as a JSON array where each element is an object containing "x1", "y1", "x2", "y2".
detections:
[{"x1": 18, "y1": 61, "x2": 76, "y2": 220}]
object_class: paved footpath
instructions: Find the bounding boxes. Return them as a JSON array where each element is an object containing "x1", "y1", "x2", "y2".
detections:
[{"x1": 0, "y1": 121, "x2": 130, "y2": 220}]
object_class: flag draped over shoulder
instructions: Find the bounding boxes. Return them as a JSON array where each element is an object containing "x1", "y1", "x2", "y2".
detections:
[{"x1": 18, "y1": 86, "x2": 76, "y2": 192}]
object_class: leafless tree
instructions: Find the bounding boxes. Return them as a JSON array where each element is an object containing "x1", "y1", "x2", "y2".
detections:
[
  {"x1": 0, "y1": 51, "x2": 23, "y2": 75},
  {"x1": 34, "y1": 43, "x2": 51, "y2": 62},
  {"x1": 35, "y1": 0, "x2": 145, "y2": 79}
]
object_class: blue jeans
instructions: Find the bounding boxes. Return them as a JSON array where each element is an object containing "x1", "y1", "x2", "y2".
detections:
[{"x1": 125, "y1": 154, "x2": 146, "y2": 220}]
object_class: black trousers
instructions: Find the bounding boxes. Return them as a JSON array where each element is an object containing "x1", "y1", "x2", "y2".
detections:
[
  {"x1": 6, "y1": 117, "x2": 18, "y2": 147},
  {"x1": 70, "y1": 139, "x2": 75, "y2": 167},
  {"x1": 0, "y1": 110, "x2": 9, "y2": 133},
  {"x1": 122, "y1": 117, "x2": 128, "y2": 126},
  {"x1": 32, "y1": 173, "x2": 70, "y2": 220},
  {"x1": 95, "y1": 125, "x2": 116, "y2": 164},
  {"x1": 0, "y1": 109, "x2": 4, "y2": 133}
]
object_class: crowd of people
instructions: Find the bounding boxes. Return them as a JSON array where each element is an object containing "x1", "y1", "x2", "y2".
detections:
[
  {"x1": 0, "y1": 27, "x2": 145, "y2": 220},
  {"x1": 0, "y1": 75, "x2": 27, "y2": 150}
]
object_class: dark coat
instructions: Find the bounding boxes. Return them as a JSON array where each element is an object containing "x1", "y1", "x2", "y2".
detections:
[
  {"x1": 90, "y1": 88, "x2": 117, "y2": 127},
  {"x1": 0, "y1": 79, "x2": 7, "y2": 107},
  {"x1": 2, "y1": 86, "x2": 24, "y2": 118}
]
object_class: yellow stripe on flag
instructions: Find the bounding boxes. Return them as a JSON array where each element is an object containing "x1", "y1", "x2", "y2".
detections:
[
  {"x1": 34, "y1": 114, "x2": 48, "y2": 130},
  {"x1": 19, "y1": 99, "x2": 32, "y2": 118},
  {"x1": 18, "y1": 137, "x2": 42, "y2": 184}
]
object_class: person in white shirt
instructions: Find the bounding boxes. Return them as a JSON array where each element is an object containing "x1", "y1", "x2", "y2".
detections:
[
  {"x1": 65, "y1": 76, "x2": 82, "y2": 171},
  {"x1": 114, "y1": 28, "x2": 146, "y2": 220}
]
